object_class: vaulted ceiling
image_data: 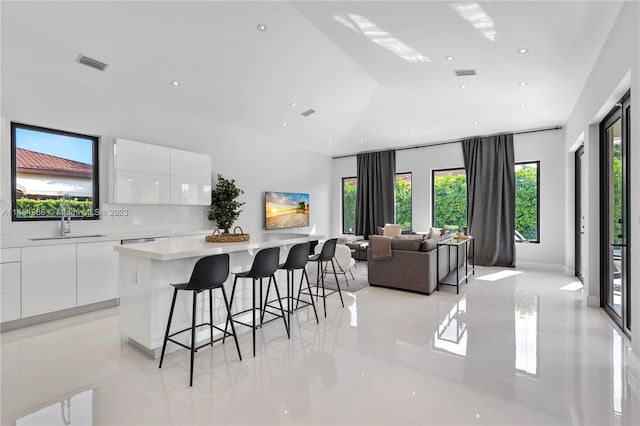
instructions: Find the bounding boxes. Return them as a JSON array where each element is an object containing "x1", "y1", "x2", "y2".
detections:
[{"x1": 1, "y1": 1, "x2": 624, "y2": 155}]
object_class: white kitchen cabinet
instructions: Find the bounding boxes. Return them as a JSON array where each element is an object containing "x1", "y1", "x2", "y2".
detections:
[
  {"x1": 115, "y1": 138, "x2": 170, "y2": 174},
  {"x1": 169, "y1": 148, "x2": 211, "y2": 205},
  {"x1": 170, "y1": 148, "x2": 211, "y2": 179},
  {"x1": 1, "y1": 262, "x2": 21, "y2": 322},
  {"x1": 77, "y1": 241, "x2": 119, "y2": 305},
  {"x1": 114, "y1": 138, "x2": 172, "y2": 204},
  {"x1": 170, "y1": 177, "x2": 211, "y2": 205},
  {"x1": 21, "y1": 245, "x2": 76, "y2": 318},
  {"x1": 115, "y1": 170, "x2": 171, "y2": 204},
  {"x1": 113, "y1": 138, "x2": 211, "y2": 205}
]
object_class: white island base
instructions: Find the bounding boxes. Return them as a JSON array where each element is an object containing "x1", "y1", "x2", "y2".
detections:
[{"x1": 116, "y1": 233, "x2": 321, "y2": 358}]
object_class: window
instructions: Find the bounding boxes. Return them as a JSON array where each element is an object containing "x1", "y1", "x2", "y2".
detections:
[
  {"x1": 395, "y1": 172, "x2": 412, "y2": 230},
  {"x1": 514, "y1": 161, "x2": 540, "y2": 242},
  {"x1": 432, "y1": 168, "x2": 467, "y2": 229},
  {"x1": 11, "y1": 122, "x2": 99, "y2": 221},
  {"x1": 342, "y1": 173, "x2": 412, "y2": 233},
  {"x1": 432, "y1": 162, "x2": 539, "y2": 242},
  {"x1": 342, "y1": 177, "x2": 357, "y2": 234}
]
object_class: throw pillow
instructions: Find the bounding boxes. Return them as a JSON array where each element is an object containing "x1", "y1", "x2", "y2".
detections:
[
  {"x1": 420, "y1": 238, "x2": 438, "y2": 252},
  {"x1": 430, "y1": 227, "x2": 446, "y2": 237},
  {"x1": 391, "y1": 238, "x2": 422, "y2": 251},
  {"x1": 422, "y1": 230, "x2": 433, "y2": 239},
  {"x1": 377, "y1": 226, "x2": 384, "y2": 235},
  {"x1": 383, "y1": 224, "x2": 402, "y2": 237}
]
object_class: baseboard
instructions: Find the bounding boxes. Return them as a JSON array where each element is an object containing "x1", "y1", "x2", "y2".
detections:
[
  {"x1": 1, "y1": 299, "x2": 119, "y2": 332},
  {"x1": 515, "y1": 261, "x2": 566, "y2": 272}
]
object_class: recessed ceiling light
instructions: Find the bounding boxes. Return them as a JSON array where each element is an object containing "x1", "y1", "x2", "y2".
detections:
[
  {"x1": 281, "y1": 122, "x2": 287, "y2": 127},
  {"x1": 360, "y1": 138, "x2": 364, "y2": 143},
  {"x1": 410, "y1": 130, "x2": 415, "y2": 135},
  {"x1": 460, "y1": 84, "x2": 467, "y2": 89},
  {"x1": 445, "y1": 56, "x2": 455, "y2": 61},
  {"x1": 472, "y1": 120, "x2": 479, "y2": 124},
  {"x1": 518, "y1": 48, "x2": 529, "y2": 54},
  {"x1": 328, "y1": 139, "x2": 333, "y2": 144},
  {"x1": 290, "y1": 101, "x2": 297, "y2": 106},
  {"x1": 519, "y1": 104, "x2": 528, "y2": 108},
  {"x1": 518, "y1": 81, "x2": 528, "y2": 86},
  {"x1": 257, "y1": 23, "x2": 267, "y2": 32},
  {"x1": 171, "y1": 81, "x2": 180, "y2": 86}
]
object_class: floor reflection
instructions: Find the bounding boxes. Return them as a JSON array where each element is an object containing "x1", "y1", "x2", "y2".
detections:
[
  {"x1": 16, "y1": 389, "x2": 93, "y2": 426},
  {"x1": 433, "y1": 297, "x2": 467, "y2": 357},
  {"x1": 515, "y1": 293, "x2": 539, "y2": 376}
]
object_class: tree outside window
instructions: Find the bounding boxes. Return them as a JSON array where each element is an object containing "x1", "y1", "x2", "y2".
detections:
[
  {"x1": 342, "y1": 177, "x2": 357, "y2": 234},
  {"x1": 395, "y1": 173, "x2": 412, "y2": 230}
]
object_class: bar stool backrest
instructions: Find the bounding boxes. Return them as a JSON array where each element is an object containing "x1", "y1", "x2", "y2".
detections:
[
  {"x1": 247, "y1": 247, "x2": 280, "y2": 278},
  {"x1": 281, "y1": 242, "x2": 310, "y2": 270},
  {"x1": 185, "y1": 254, "x2": 230, "y2": 291},
  {"x1": 317, "y1": 238, "x2": 338, "y2": 262}
]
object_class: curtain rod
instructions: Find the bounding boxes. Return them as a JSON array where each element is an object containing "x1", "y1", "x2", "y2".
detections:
[{"x1": 331, "y1": 125, "x2": 563, "y2": 160}]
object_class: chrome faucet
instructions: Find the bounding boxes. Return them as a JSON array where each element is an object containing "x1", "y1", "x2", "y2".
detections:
[{"x1": 60, "y1": 193, "x2": 72, "y2": 237}]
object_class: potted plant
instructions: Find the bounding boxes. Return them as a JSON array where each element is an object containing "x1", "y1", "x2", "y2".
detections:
[{"x1": 208, "y1": 174, "x2": 245, "y2": 233}]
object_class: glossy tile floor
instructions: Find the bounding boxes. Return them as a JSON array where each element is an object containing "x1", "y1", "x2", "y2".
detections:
[{"x1": 2, "y1": 266, "x2": 639, "y2": 425}]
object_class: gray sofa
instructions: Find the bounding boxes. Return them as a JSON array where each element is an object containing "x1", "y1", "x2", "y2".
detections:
[{"x1": 367, "y1": 235, "x2": 466, "y2": 295}]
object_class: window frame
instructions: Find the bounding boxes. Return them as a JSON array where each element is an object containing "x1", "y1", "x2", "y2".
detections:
[
  {"x1": 514, "y1": 160, "x2": 540, "y2": 244},
  {"x1": 431, "y1": 166, "x2": 466, "y2": 228},
  {"x1": 395, "y1": 171, "x2": 413, "y2": 231},
  {"x1": 10, "y1": 122, "x2": 100, "y2": 222},
  {"x1": 341, "y1": 176, "x2": 357, "y2": 234},
  {"x1": 431, "y1": 162, "x2": 540, "y2": 243}
]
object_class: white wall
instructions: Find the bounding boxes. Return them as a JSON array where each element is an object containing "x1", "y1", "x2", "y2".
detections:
[
  {"x1": 0, "y1": 58, "x2": 331, "y2": 239},
  {"x1": 330, "y1": 130, "x2": 567, "y2": 267},
  {"x1": 562, "y1": 0, "x2": 639, "y2": 354}
]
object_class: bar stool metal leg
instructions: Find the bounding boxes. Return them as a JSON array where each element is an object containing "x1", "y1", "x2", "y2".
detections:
[
  {"x1": 190, "y1": 291, "x2": 197, "y2": 387},
  {"x1": 330, "y1": 259, "x2": 345, "y2": 307},
  {"x1": 270, "y1": 275, "x2": 290, "y2": 338},
  {"x1": 159, "y1": 288, "x2": 178, "y2": 369},
  {"x1": 220, "y1": 286, "x2": 242, "y2": 361},
  {"x1": 302, "y1": 268, "x2": 319, "y2": 323},
  {"x1": 252, "y1": 278, "x2": 256, "y2": 357},
  {"x1": 209, "y1": 289, "x2": 214, "y2": 347}
]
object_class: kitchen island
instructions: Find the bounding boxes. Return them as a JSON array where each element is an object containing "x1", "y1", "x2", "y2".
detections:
[{"x1": 115, "y1": 232, "x2": 321, "y2": 357}]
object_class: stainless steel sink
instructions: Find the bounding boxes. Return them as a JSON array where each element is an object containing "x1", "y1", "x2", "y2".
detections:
[{"x1": 29, "y1": 234, "x2": 106, "y2": 241}]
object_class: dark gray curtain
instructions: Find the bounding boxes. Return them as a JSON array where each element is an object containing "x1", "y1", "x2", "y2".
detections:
[
  {"x1": 356, "y1": 150, "x2": 396, "y2": 239},
  {"x1": 462, "y1": 134, "x2": 515, "y2": 266}
]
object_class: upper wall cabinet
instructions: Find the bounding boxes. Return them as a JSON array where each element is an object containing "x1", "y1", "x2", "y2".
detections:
[
  {"x1": 113, "y1": 139, "x2": 211, "y2": 205},
  {"x1": 169, "y1": 149, "x2": 212, "y2": 205}
]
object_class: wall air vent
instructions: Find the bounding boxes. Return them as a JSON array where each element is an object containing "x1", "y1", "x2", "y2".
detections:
[
  {"x1": 301, "y1": 109, "x2": 316, "y2": 117},
  {"x1": 76, "y1": 54, "x2": 109, "y2": 71},
  {"x1": 454, "y1": 69, "x2": 476, "y2": 77}
]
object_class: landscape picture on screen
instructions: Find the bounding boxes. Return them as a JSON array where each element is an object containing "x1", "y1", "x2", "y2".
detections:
[{"x1": 265, "y1": 191, "x2": 309, "y2": 230}]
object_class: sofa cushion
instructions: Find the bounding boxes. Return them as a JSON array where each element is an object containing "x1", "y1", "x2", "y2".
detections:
[
  {"x1": 391, "y1": 237, "x2": 422, "y2": 251},
  {"x1": 420, "y1": 238, "x2": 438, "y2": 252}
]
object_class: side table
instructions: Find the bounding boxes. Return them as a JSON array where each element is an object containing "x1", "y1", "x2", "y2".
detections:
[{"x1": 436, "y1": 236, "x2": 475, "y2": 294}]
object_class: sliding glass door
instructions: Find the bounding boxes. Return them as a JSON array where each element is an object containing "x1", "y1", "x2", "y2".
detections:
[{"x1": 600, "y1": 92, "x2": 630, "y2": 334}]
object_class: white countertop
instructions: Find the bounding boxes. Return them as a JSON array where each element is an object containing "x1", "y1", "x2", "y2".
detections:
[
  {"x1": 0, "y1": 229, "x2": 213, "y2": 249},
  {"x1": 114, "y1": 232, "x2": 322, "y2": 261}
]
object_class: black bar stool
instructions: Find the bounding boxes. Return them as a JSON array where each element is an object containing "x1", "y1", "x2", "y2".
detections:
[
  {"x1": 263, "y1": 242, "x2": 319, "y2": 331},
  {"x1": 299, "y1": 238, "x2": 344, "y2": 317},
  {"x1": 158, "y1": 254, "x2": 241, "y2": 387},
  {"x1": 224, "y1": 247, "x2": 289, "y2": 357}
]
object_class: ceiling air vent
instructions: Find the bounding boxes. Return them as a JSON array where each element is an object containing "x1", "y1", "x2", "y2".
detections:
[
  {"x1": 454, "y1": 69, "x2": 476, "y2": 77},
  {"x1": 301, "y1": 109, "x2": 316, "y2": 117},
  {"x1": 76, "y1": 54, "x2": 109, "y2": 71}
]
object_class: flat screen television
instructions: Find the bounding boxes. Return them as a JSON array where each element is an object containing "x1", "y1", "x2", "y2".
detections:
[{"x1": 265, "y1": 191, "x2": 309, "y2": 230}]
